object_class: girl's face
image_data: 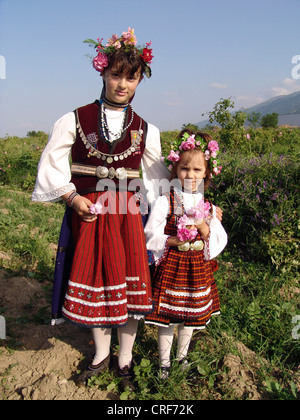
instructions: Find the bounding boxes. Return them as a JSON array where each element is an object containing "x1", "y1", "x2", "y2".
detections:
[
  {"x1": 102, "y1": 67, "x2": 142, "y2": 106},
  {"x1": 177, "y1": 151, "x2": 207, "y2": 192}
]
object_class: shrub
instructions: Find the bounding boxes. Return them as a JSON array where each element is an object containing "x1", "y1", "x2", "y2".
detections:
[
  {"x1": 0, "y1": 134, "x2": 47, "y2": 190},
  {"x1": 208, "y1": 152, "x2": 299, "y2": 273}
]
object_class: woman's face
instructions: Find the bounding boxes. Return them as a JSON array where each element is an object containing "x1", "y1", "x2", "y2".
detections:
[
  {"x1": 102, "y1": 67, "x2": 142, "y2": 106},
  {"x1": 177, "y1": 151, "x2": 207, "y2": 192}
]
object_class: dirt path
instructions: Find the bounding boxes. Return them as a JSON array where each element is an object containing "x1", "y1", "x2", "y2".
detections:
[{"x1": 0, "y1": 269, "x2": 117, "y2": 400}]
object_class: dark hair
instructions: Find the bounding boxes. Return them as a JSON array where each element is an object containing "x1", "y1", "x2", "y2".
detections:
[
  {"x1": 169, "y1": 129, "x2": 213, "y2": 191},
  {"x1": 104, "y1": 48, "x2": 146, "y2": 78}
]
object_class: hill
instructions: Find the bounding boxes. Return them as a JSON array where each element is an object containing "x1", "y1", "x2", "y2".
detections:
[
  {"x1": 197, "y1": 91, "x2": 300, "y2": 127},
  {"x1": 245, "y1": 91, "x2": 300, "y2": 116}
]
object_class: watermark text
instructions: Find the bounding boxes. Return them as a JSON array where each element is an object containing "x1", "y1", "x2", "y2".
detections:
[
  {"x1": 292, "y1": 315, "x2": 300, "y2": 340},
  {"x1": 0, "y1": 315, "x2": 6, "y2": 339},
  {"x1": 0, "y1": 55, "x2": 6, "y2": 80},
  {"x1": 291, "y1": 55, "x2": 300, "y2": 80}
]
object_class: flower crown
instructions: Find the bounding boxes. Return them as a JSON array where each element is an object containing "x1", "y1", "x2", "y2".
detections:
[
  {"x1": 164, "y1": 132, "x2": 222, "y2": 177},
  {"x1": 84, "y1": 27, "x2": 153, "y2": 78}
]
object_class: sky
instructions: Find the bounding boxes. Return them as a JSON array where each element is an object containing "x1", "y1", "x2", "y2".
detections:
[{"x1": 0, "y1": 0, "x2": 300, "y2": 137}]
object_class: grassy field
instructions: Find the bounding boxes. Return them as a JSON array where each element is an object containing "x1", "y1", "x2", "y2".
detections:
[{"x1": 0, "y1": 126, "x2": 299, "y2": 400}]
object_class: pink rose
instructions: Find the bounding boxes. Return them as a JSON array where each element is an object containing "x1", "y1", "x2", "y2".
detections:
[
  {"x1": 177, "y1": 227, "x2": 197, "y2": 242},
  {"x1": 177, "y1": 214, "x2": 190, "y2": 230},
  {"x1": 90, "y1": 202, "x2": 103, "y2": 215},
  {"x1": 93, "y1": 52, "x2": 108, "y2": 73},
  {"x1": 204, "y1": 150, "x2": 210, "y2": 160},
  {"x1": 180, "y1": 140, "x2": 195, "y2": 151},
  {"x1": 208, "y1": 140, "x2": 219, "y2": 153},
  {"x1": 167, "y1": 150, "x2": 180, "y2": 162},
  {"x1": 179, "y1": 135, "x2": 196, "y2": 151},
  {"x1": 186, "y1": 200, "x2": 211, "y2": 220}
]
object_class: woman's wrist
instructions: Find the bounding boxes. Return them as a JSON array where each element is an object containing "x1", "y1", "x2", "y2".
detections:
[{"x1": 63, "y1": 191, "x2": 80, "y2": 208}]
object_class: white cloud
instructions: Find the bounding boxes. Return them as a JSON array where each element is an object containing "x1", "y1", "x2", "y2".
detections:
[
  {"x1": 235, "y1": 95, "x2": 265, "y2": 109},
  {"x1": 209, "y1": 82, "x2": 228, "y2": 89},
  {"x1": 271, "y1": 78, "x2": 300, "y2": 96}
]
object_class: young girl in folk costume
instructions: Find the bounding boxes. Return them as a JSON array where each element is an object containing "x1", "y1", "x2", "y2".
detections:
[
  {"x1": 31, "y1": 28, "x2": 169, "y2": 387},
  {"x1": 144, "y1": 130, "x2": 227, "y2": 379}
]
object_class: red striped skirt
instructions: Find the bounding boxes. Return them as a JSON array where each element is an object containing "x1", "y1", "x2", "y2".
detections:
[
  {"x1": 145, "y1": 247, "x2": 220, "y2": 329},
  {"x1": 62, "y1": 191, "x2": 152, "y2": 328}
]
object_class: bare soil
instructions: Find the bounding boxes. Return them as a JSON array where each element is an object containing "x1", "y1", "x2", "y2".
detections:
[{"x1": 0, "y1": 269, "x2": 117, "y2": 400}]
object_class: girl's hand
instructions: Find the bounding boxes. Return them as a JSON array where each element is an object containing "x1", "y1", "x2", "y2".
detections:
[
  {"x1": 167, "y1": 236, "x2": 190, "y2": 248},
  {"x1": 216, "y1": 206, "x2": 223, "y2": 222},
  {"x1": 193, "y1": 221, "x2": 210, "y2": 241}
]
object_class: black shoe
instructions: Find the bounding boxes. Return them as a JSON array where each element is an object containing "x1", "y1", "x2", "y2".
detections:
[
  {"x1": 118, "y1": 361, "x2": 136, "y2": 392},
  {"x1": 75, "y1": 354, "x2": 110, "y2": 387}
]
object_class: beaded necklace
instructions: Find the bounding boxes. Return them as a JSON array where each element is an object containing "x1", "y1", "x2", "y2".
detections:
[
  {"x1": 75, "y1": 107, "x2": 143, "y2": 164},
  {"x1": 100, "y1": 101, "x2": 135, "y2": 143}
]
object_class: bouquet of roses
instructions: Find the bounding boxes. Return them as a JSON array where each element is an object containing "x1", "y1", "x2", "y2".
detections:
[{"x1": 177, "y1": 200, "x2": 211, "y2": 241}]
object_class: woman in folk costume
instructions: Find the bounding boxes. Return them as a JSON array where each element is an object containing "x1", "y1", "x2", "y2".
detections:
[
  {"x1": 31, "y1": 27, "x2": 170, "y2": 387},
  {"x1": 144, "y1": 130, "x2": 228, "y2": 379}
]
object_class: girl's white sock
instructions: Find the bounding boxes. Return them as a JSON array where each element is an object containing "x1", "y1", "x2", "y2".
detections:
[
  {"x1": 176, "y1": 324, "x2": 194, "y2": 361},
  {"x1": 158, "y1": 325, "x2": 175, "y2": 368}
]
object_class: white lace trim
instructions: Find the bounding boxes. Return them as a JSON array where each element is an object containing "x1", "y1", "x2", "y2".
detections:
[
  {"x1": 165, "y1": 287, "x2": 211, "y2": 298},
  {"x1": 65, "y1": 296, "x2": 128, "y2": 307},
  {"x1": 68, "y1": 280, "x2": 126, "y2": 293},
  {"x1": 160, "y1": 299, "x2": 212, "y2": 314},
  {"x1": 156, "y1": 236, "x2": 170, "y2": 266},
  {"x1": 62, "y1": 307, "x2": 128, "y2": 323},
  {"x1": 31, "y1": 183, "x2": 76, "y2": 202}
]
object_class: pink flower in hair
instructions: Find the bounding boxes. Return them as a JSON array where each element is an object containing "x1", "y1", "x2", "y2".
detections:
[
  {"x1": 122, "y1": 27, "x2": 137, "y2": 45},
  {"x1": 167, "y1": 150, "x2": 180, "y2": 162},
  {"x1": 93, "y1": 52, "x2": 108, "y2": 72},
  {"x1": 204, "y1": 150, "x2": 210, "y2": 160},
  {"x1": 207, "y1": 140, "x2": 219, "y2": 153},
  {"x1": 106, "y1": 34, "x2": 121, "y2": 49},
  {"x1": 179, "y1": 136, "x2": 196, "y2": 151}
]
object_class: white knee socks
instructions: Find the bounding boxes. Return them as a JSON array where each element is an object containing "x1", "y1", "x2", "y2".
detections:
[
  {"x1": 91, "y1": 318, "x2": 139, "y2": 369},
  {"x1": 117, "y1": 317, "x2": 139, "y2": 369},
  {"x1": 158, "y1": 324, "x2": 194, "y2": 368}
]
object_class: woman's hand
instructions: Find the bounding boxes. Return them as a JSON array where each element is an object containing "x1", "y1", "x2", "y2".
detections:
[{"x1": 72, "y1": 195, "x2": 98, "y2": 222}]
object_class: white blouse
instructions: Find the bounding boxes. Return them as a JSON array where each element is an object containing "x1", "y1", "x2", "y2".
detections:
[
  {"x1": 31, "y1": 108, "x2": 170, "y2": 205},
  {"x1": 144, "y1": 189, "x2": 228, "y2": 263}
]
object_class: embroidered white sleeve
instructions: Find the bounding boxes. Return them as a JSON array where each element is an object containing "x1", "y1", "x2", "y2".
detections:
[
  {"x1": 141, "y1": 124, "x2": 170, "y2": 207},
  {"x1": 203, "y1": 205, "x2": 228, "y2": 260},
  {"x1": 31, "y1": 112, "x2": 77, "y2": 202}
]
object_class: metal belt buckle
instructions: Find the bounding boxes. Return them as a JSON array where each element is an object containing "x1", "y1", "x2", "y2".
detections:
[
  {"x1": 178, "y1": 240, "x2": 204, "y2": 252},
  {"x1": 95, "y1": 166, "x2": 127, "y2": 180}
]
